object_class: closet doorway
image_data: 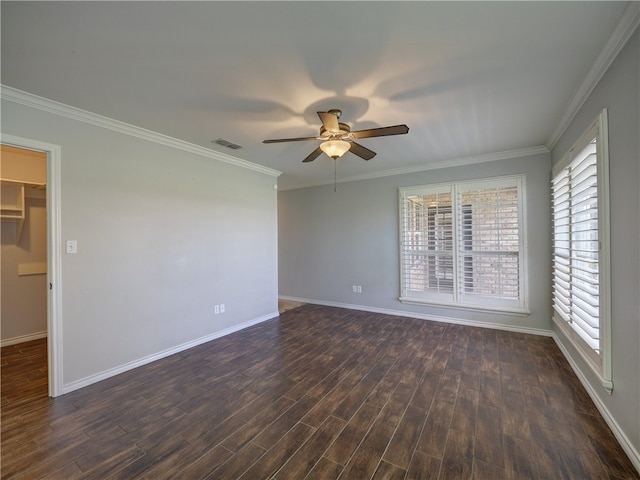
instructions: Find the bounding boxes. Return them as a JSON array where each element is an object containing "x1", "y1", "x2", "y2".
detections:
[{"x1": 1, "y1": 135, "x2": 61, "y2": 396}]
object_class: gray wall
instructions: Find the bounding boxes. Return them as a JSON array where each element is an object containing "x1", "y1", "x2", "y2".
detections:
[
  {"x1": 1, "y1": 98, "x2": 280, "y2": 391},
  {"x1": 279, "y1": 151, "x2": 552, "y2": 333},
  {"x1": 551, "y1": 28, "x2": 640, "y2": 462}
]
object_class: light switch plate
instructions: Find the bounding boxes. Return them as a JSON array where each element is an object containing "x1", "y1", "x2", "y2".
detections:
[{"x1": 66, "y1": 240, "x2": 78, "y2": 254}]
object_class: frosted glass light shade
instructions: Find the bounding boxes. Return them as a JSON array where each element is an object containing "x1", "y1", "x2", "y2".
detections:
[{"x1": 320, "y1": 140, "x2": 350, "y2": 159}]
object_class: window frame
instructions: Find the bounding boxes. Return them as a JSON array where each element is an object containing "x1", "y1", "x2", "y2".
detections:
[
  {"x1": 399, "y1": 174, "x2": 529, "y2": 315},
  {"x1": 552, "y1": 108, "x2": 612, "y2": 392}
]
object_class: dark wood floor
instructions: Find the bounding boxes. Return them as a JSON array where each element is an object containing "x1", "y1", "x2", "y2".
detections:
[{"x1": 2, "y1": 305, "x2": 638, "y2": 479}]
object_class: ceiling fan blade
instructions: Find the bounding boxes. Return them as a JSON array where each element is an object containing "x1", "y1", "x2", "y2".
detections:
[
  {"x1": 350, "y1": 124, "x2": 409, "y2": 139},
  {"x1": 302, "y1": 146, "x2": 323, "y2": 163},
  {"x1": 349, "y1": 142, "x2": 377, "y2": 161},
  {"x1": 318, "y1": 111, "x2": 340, "y2": 133},
  {"x1": 263, "y1": 136, "x2": 319, "y2": 144}
]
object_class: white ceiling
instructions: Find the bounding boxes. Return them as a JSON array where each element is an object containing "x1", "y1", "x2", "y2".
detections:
[{"x1": 1, "y1": 1, "x2": 632, "y2": 188}]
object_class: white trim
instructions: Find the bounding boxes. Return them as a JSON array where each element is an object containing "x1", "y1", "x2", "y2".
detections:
[
  {"x1": 552, "y1": 332, "x2": 640, "y2": 475},
  {"x1": 398, "y1": 296, "x2": 530, "y2": 317},
  {"x1": 0, "y1": 85, "x2": 282, "y2": 179},
  {"x1": 0, "y1": 331, "x2": 47, "y2": 348},
  {"x1": 547, "y1": 2, "x2": 640, "y2": 150},
  {"x1": 279, "y1": 145, "x2": 549, "y2": 191},
  {"x1": 61, "y1": 311, "x2": 279, "y2": 395},
  {"x1": 278, "y1": 296, "x2": 552, "y2": 337},
  {"x1": 597, "y1": 109, "x2": 612, "y2": 391},
  {"x1": 1, "y1": 133, "x2": 63, "y2": 398}
]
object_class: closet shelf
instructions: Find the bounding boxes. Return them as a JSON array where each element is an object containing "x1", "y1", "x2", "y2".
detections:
[{"x1": 1, "y1": 179, "x2": 46, "y2": 244}]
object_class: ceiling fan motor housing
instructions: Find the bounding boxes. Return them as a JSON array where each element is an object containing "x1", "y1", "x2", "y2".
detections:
[{"x1": 320, "y1": 123, "x2": 351, "y2": 139}]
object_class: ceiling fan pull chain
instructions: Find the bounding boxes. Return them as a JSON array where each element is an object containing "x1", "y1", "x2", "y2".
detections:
[{"x1": 334, "y1": 159, "x2": 337, "y2": 192}]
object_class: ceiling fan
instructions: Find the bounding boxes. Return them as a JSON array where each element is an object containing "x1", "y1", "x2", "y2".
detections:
[{"x1": 263, "y1": 109, "x2": 409, "y2": 163}]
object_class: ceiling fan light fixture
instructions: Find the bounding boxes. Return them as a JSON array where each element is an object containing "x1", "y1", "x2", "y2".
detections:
[
  {"x1": 320, "y1": 139, "x2": 351, "y2": 159},
  {"x1": 263, "y1": 109, "x2": 408, "y2": 163}
]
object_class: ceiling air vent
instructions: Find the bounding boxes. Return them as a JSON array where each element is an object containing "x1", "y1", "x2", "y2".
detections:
[{"x1": 212, "y1": 138, "x2": 243, "y2": 150}]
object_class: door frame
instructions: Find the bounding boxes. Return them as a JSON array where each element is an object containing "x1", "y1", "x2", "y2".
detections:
[{"x1": 1, "y1": 133, "x2": 62, "y2": 397}]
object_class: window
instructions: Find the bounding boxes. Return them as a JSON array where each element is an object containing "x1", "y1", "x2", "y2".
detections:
[
  {"x1": 552, "y1": 109, "x2": 611, "y2": 392},
  {"x1": 399, "y1": 175, "x2": 527, "y2": 314}
]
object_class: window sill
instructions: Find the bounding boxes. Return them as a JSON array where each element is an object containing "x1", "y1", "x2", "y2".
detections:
[{"x1": 399, "y1": 296, "x2": 530, "y2": 317}]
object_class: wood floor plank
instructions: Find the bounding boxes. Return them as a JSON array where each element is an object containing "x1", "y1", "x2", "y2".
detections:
[
  {"x1": 460, "y1": 356, "x2": 482, "y2": 390},
  {"x1": 305, "y1": 456, "x2": 344, "y2": 480},
  {"x1": 378, "y1": 366, "x2": 423, "y2": 429},
  {"x1": 304, "y1": 351, "x2": 366, "y2": 402},
  {"x1": 434, "y1": 367, "x2": 461, "y2": 404},
  {"x1": 415, "y1": 398, "x2": 455, "y2": 458},
  {"x1": 252, "y1": 395, "x2": 317, "y2": 449},
  {"x1": 273, "y1": 415, "x2": 346, "y2": 479},
  {"x1": 1, "y1": 306, "x2": 637, "y2": 480},
  {"x1": 338, "y1": 416, "x2": 395, "y2": 480},
  {"x1": 501, "y1": 390, "x2": 531, "y2": 440},
  {"x1": 325, "y1": 402, "x2": 382, "y2": 466},
  {"x1": 423, "y1": 345, "x2": 450, "y2": 376},
  {"x1": 365, "y1": 359, "x2": 408, "y2": 408},
  {"x1": 74, "y1": 443, "x2": 146, "y2": 480},
  {"x1": 152, "y1": 444, "x2": 233, "y2": 480},
  {"x1": 302, "y1": 355, "x2": 379, "y2": 427},
  {"x1": 282, "y1": 353, "x2": 349, "y2": 401},
  {"x1": 40, "y1": 461, "x2": 85, "y2": 480},
  {"x1": 582, "y1": 413, "x2": 640, "y2": 479},
  {"x1": 474, "y1": 404, "x2": 504, "y2": 468},
  {"x1": 332, "y1": 357, "x2": 395, "y2": 421},
  {"x1": 438, "y1": 429, "x2": 474, "y2": 480},
  {"x1": 371, "y1": 460, "x2": 406, "y2": 480},
  {"x1": 221, "y1": 395, "x2": 294, "y2": 452},
  {"x1": 478, "y1": 370, "x2": 501, "y2": 408},
  {"x1": 237, "y1": 422, "x2": 315, "y2": 480},
  {"x1": 406, "y1": 450, "x2": 442, "y2": 479},
  {"x1": 206, "y1": 441, "x2": 266, "y2": 480},
  {"x1": 472, "y1": 458, "x2": 506, "y2": 479},
  {"x1": 108, "y1": 435, "x2": 191, "y2": 480},
  {"x1": 4, "y1": 429, "x2": 92, "y2": 480},
  {"x1": 409, "y1": 372, "x2": 440, "y2": 411},
  {"x1": 503, "y1": 434, "x2": 538, "y2": 479},
  {"x1": 449, "y1": 386, "x2": 478, "y2": 435},
  {"x1": 383, "y1": 404, "x2": 427, "y2": 469},
  {"x1": 180, "y1": 408, "x2": 247, "y2": 450}
]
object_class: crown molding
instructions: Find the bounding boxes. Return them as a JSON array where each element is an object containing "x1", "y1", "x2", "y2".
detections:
[
  {"x1": 279, "y1": 145, "x2": 549, "y2": 191},
  {"x1": 547, "y1": 2, "x2": 640, "y2": 150},
  {"x1": 0, "y1": 85, "x2": 282, "y2": 178}
]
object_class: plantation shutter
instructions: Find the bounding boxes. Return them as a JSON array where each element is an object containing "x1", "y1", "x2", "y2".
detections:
[
  {"x1": 552, "y1": 139, "x2": 600, "y2": 352},
  {"x1": 400, "y1": 185, "x2": 455, "y2": 302},
  {"x1": 399, "y1": 176, "x2": 525, "y2": 312},
  {"x1": 457, "y1": 181, "x2": 521, "y2": 305}
]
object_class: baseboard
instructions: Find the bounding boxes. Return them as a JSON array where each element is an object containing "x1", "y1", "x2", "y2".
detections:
[
  {"x1": 552, "y1": 333, "x2": 640, "y2": 475},
  {"x1": 1, "y1": 331, "x2": 47, "y2": 347},
  {"x1": 278, "y1": 296, "x2": 552, "y2": 337},
  {"x1": 62, "y1": 311, "x2": 279, "y2": 395}
]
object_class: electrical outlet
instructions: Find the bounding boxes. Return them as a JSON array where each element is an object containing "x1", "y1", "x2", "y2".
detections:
[
  {"x1": 357, "y1": 285, "x2": 362, "y2": 293},
  {"x1": 220, "y1": 304, "x2": 225, "y2": 313},
  {"x1": 352, "y1": 285, "x2": 357, "y2": 293},
  {"x1": 214, "y1": 305, "x2": 220, "y2": 315}
]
